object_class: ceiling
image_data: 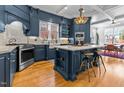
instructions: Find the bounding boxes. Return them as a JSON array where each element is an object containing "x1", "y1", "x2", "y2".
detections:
[{"x1": 32, "y1": 5, "x2": 124, "y2": 26}]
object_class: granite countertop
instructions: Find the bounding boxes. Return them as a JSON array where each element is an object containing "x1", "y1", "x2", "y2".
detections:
[
  {"x1": 54, "y1": 45, "x2": 105, "y2": 51},
  {"x1": 0, "y1": 45, "x2": 17, "y2": 54}
]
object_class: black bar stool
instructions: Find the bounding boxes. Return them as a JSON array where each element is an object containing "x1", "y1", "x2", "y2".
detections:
[
  {"x1": 93, "y1": 51, "x2": 106, "y2": 75},
  {"x1": 80, "y1": 52, "x2": 96, "y2": 82}
]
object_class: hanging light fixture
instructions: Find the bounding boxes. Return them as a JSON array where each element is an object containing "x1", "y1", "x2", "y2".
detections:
[{"x1": 74, "y1": 6, "x2": 88, "y2": 24}]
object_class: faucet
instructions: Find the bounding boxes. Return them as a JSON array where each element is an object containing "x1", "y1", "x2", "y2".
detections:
[{"x1": 8, "y1": 38, "x2": 16, "y2": 45}]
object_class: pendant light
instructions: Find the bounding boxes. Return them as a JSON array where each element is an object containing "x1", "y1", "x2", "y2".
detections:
[{"x1": 74, "y1": 5, "x2": 88, "y2": 24}]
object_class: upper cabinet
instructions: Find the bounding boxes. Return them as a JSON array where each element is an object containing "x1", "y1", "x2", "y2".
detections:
[
  {"x1": 0, "y1": 5, "x2": 31, "y2": 34},
  {"x1": 60, "y1": 18, "x2": 72, "y2": 38},
  {"x1": 0, "y1": 6, "x2": 5, "y2": 32},
  {"x1": 5, "y1": 6, "x2": 30, "y2": 22},
  {"x1": 38, "y1": 10, "x2": 61, "y2": 24},
  {"x1": 0, "y1": 5, "x2": 91, "y2": 40},
  {"x1": 28, "y1": 7, "x2": 39, "y2": 36},
  {"x1": 0, "y1": 20, "x2": 5, "y2": 32}
]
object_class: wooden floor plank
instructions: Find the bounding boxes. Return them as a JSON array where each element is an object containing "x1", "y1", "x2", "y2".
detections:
[{"x1": 12, "y1": 56, "x2": 124, "y2": 87}]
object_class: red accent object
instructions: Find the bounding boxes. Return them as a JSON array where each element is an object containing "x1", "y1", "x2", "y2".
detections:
[{"x1": 104, "y1": 44, "x2": 119, "y2": 56}]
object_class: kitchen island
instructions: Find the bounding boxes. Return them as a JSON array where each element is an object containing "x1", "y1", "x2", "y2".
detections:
[{"x1": 54, "y1": 45, "x2": 105, "y2": 81}]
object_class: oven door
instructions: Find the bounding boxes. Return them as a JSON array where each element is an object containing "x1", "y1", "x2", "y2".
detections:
[{"x1": 20, "y1": 48, "x2": 34, "y2": 65}]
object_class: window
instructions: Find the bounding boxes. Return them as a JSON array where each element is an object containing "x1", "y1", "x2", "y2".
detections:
[
  {"x1": 104, "y1": 26, "x2": 124, "y2": 44},
  {"x1": 39, "y1": 20, "x2": 59, "y2": 45}
]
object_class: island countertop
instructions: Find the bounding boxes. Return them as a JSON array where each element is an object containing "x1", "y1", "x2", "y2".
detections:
[
  {"x1": 0, "y1": 45, "x2": 17, "y2": 54},
  {"x1": 54, "y1": 45, "x2": 105, "y2": 51}
]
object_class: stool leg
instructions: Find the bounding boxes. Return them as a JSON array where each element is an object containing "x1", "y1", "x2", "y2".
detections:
[
  {"x1": 90, "y1": 62, "x2": 96, "y2": 77},
  {"x1": 97, "y1": 56, "x2": 101, "y2": 77},
  {"x1": 99, "y1": 55, "x2": 106, "y2": 72},
  {"x1": 87, "y1": 62, "x2": 90, "y2": 82},
  {"x1": 79, "y1": 62, "x2": 84, "y2": 72}
]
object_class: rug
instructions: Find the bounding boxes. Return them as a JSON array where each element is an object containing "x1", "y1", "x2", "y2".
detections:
[{"x1": 99, "y1": 50, "x2": 124, "y2": 59}]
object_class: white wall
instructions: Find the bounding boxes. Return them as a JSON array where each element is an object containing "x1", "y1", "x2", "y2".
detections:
[
  {"x1": 91, "y1": 27, "x2": 105, "y2": 45},
  {"x1": 96, "y1": 28, "x2": 105, "y2": 45}
]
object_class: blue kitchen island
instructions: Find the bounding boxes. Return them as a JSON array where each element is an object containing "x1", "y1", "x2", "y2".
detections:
[{"x1": 54, "y1": 45, "x2": 105, "y2": 81}]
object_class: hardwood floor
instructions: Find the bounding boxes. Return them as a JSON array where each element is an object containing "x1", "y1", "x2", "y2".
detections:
[{"x1": 12, "y1": 56, "x2": 124, "y2": 87}]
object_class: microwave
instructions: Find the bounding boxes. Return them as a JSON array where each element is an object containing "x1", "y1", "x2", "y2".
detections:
[{"x1": 75, "y1": 32, "x2": 85, "y2": 45}]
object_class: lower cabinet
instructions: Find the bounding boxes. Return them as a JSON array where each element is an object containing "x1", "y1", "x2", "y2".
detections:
[
  {"x1": 9, "y1": 49, "x2": 17, "y2": 86},
  {"x1": 34, "y1": 45, "x2": 46, "y2": 61},
  {"x1": 0, "y1": 54, "x2": 8, "y2": 87},
  {"x1": 0, "y1": 49, "x2": 17, "y2": 87},
  {"x1": 54, "y1": 49, "x2": 81, "y2": 81},
  {"x1": 54, "y1": 49, "x2": 69, "y2": 80},
  {"x1": 34, "y1": 45, "x2": 55, "y2": 61},
  {"x1": 46, "y1": 45, "x2": 55, "y2": 60},
  {"x1": 46, "y1": 48, "x2": 55, "y2": 60}
]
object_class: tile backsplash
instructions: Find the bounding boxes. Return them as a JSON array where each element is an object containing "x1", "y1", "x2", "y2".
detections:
[
  {"x1": 0, "y1": 21, "x2": 42, "y2": 45},
  {"x1": 0, "y1": 32, "x2": 6, "y2": 45}
]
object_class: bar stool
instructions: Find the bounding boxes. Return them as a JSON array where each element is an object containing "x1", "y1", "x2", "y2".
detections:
[
  {"x1": 93, "y1": 51, "x2": 106, "y2": 75},
  {"x1": 80, "y1": 52, "x2": 96, "y2": 82}
]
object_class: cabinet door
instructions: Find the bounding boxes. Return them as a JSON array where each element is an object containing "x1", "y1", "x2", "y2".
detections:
[
  {"x1": 0, "y1": 56, "x2": 6, "y2": 87},
  {"x1": 35, "y1": 49, "x2": 45, "y2": 61},
  {"x1": 34, "y1": 45, "x2": 46, "y2": 61},
  {"x1": 29, "y1": 8, "x2": 39, "y2": 36},
  {"x1": 9, "y1": 59, "x2": 16, "y2": 86},
  {"x1": 9, "y1": 50, "x2": 17, "y2": 86},
  {"x1": 47, "y1": 48, "x2": 55, "y2": 59}
]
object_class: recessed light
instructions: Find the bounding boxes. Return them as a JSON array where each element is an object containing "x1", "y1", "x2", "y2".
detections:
[
  {"x1": 82, "y1": 10, "x2": 85, "y2": 13},
  {"x1": 64, "y1": 6, "x2": 68, "y2": 10}
]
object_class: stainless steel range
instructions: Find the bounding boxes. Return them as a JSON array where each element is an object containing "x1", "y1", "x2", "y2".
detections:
[{"x1": 17, "y1": 44, "x2": 35, "y2": 71}]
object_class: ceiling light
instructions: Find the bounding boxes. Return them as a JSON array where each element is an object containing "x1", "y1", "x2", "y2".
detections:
[
  {"x1": 111, "y1": 19, "x2": 116, "y2": 24},
  {"x1": 64, "y1": 6, "x2": 68, "y2": 10},
  {"x1": 74, "y1": 6, "x2": 88, "y2": 24}
]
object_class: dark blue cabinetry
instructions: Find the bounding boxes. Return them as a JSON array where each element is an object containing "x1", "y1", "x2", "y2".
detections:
[
  {"x1": 0, "y1": 49, "x2": 17, "y2": 87},
  {"x1": 9, "y1": 49, "x2": 17, "y2": 86},
  {"x1": 35, "y1": 45, "x2": 56, "y2": 61},
  {"x1": 0, "y1": 6, "x2": 5, "y2": 32},
  {"x1": 0, "y1": 54, "x2": 8, "y2": 87},
  {"x1": 54, "y1": 49, "x2": 69, "y2": 80},
  {"x1": 28, "y1": 8, "x2": 39, "y2": 36},
  {"x1": 60, "y1": 18, "x2": 72, "y2": 38},
  {"x1": 38, "y1": 10, "x2": 61, "y2": 24},
  {"x1": 0, "y1": 5, "x2": 30, "y2": 34},
  {"x1": 54, "y1": 49, "x2": 81, "y2": 81},
  {"x1": 46, "y1": 45, "x2": 55, "y2": 60},
  {"x1": 5, "y1": 6, "x2": 30, "y2": 22},
  {"x1": 34, "y1": 45, "x2": 46, "y2": 61}
]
